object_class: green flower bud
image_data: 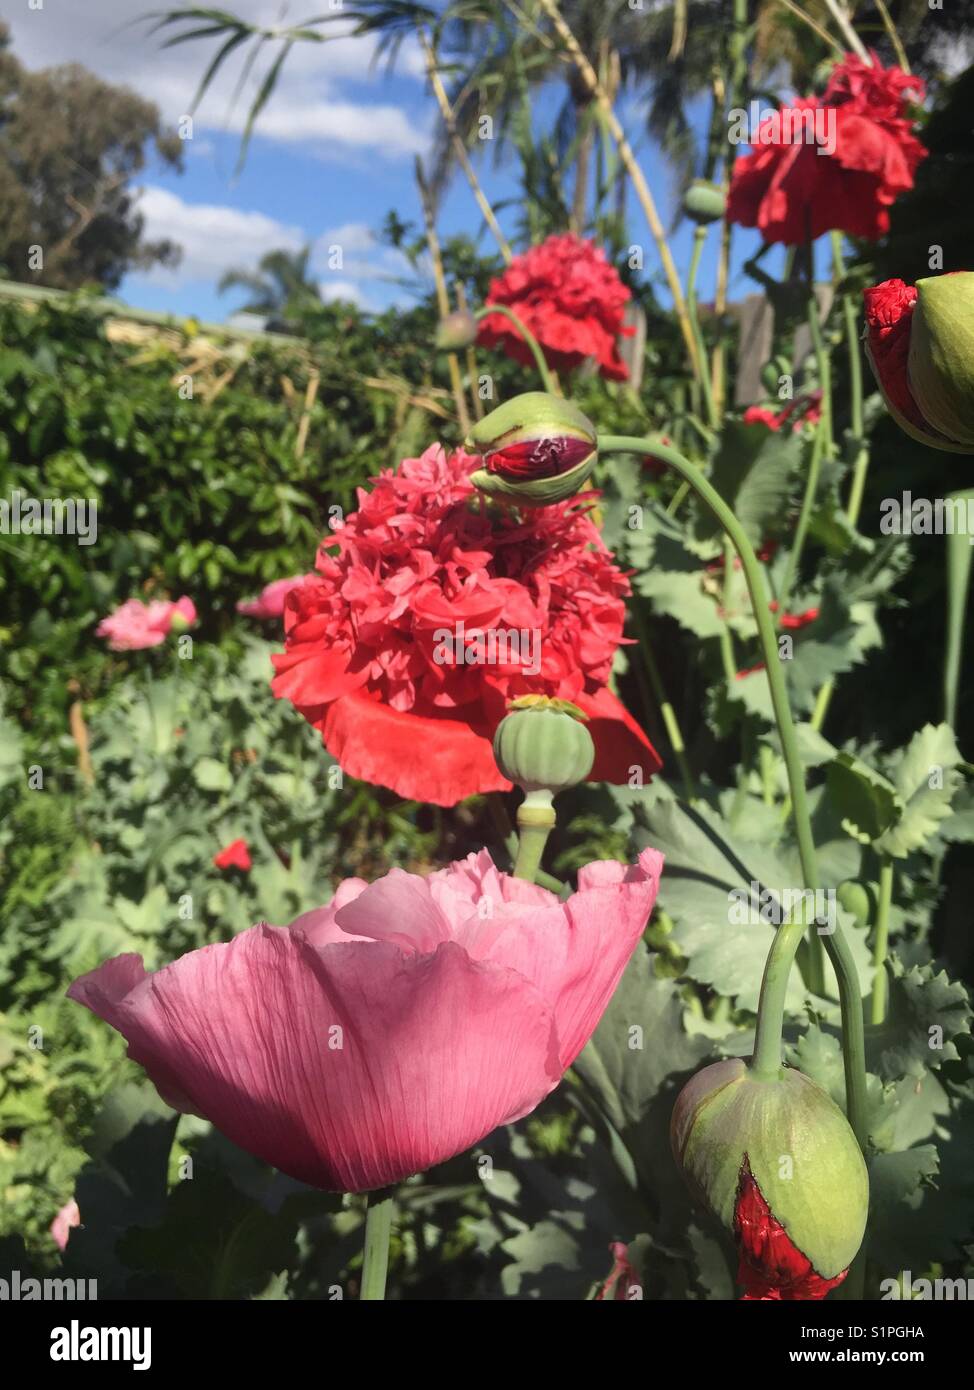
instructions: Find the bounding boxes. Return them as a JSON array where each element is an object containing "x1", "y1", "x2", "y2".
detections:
[
  {"x1": 908, "y1": 273, "x2": 974, "y2": 449},
  {"x1": 671, "y1": 1059, "x2": 868, "y2": 1297},
  {"x1": 492, "y1": 695, "x2": 595, "y2": 794},
  {"x1": 836, "y1": 879, "x2": 874, "y2": 927},
  {"x1": 435, "y1": 309, "x2": 478, "y2": 352},
  {"x1": 683, "y1": 179, "x2": 726, "y2": 225},
  {"x1": 466, "y1": 392, "x2": 598, "y2": 506}
]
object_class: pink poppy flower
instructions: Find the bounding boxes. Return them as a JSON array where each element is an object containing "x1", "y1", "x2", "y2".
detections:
[
  {"x1": 50, "y1": 1198, "x2": 81, "y2": 1251},
  {"x1": 213, "y1": 839, "x2": 252, "y2": 872},
  {"x1": 67, "y1": 847, "x2": 663, "y2": 1194},
  {"x1": 237, "y1": 576, "x2": 312, "y2": 621},
  {"x1": 95, "y1": 596, "x2": 197, "y2": 651}
]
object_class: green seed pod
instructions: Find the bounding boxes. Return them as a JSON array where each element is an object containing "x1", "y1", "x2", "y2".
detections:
[
  {"x1": 492, "y1": 695, "x2": 595, "y2": 794},
  {"x1": 466, "y1": 392, "x2": 598, "y2": 506},
  {"x1": 683, "y1": 179, "x2": 726, "y2": 225},
  {"x1": 671, "y1": 1059, "x2": 868, "y2": 1288},
  {"x1": 908, "y1": 273, "x2": 974, "y2": 448}
]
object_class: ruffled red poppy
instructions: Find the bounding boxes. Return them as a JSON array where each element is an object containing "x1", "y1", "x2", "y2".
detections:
[
  {"x1": 478, "y1": 234, "x2": 634, "y2": 381},
  {"x1": 272, "y1": 444, "x2": 660, "y2": 806},
  {"x1": 727, "y1": 54, "x2": 926, "y2": 245}
]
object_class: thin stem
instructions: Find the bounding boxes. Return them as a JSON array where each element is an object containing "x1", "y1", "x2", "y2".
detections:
[
  {"x1": 831, "y1": 232, "x2": 868, "y2": 525},
  {"x1": 632, "y1": 602, "x2": 696, "y2": 798},
  {"x1": 777, "y1": 408, "x2": 824, "y2": 619},
  {"x1": 820, "y1": 0, "x2": 871, "y2": 61},
  {"x1": 687, "y1": 225, "x2": 717, "y2": 428},
  {"x1": 418, "y1": 31, "x2": 513, "y2": 265},
  {"x1": 360, "y1": 1191, "x2": 394, "y2": 1301},
  {"x1": 718, "y1": 535, "x2": 739, "y2": 685},
  {"x1": 751, "y1": 916, "x2": 808, "y2": 1078},
  {"x1": 599, "y1": 434, "x2": 868, "y2": 1150},
  {"x1": 772, "y1": 0, "x2": 844, "y2": 54},
  {"x1": 874, "y1": 0, "x2": 910, "y2": 71},
  {"x1": 871, "y1": 857, "x2": 894, "y2": 1025},
  {"x1": 474, "y1": 304, "x2": 557, "y2": 394},
  {"x1": 456, "y1": 282, "x2": 484, "y2": 421},
  {"x1": 535, "y1": 0, "x2": 703, "y2": 383},
  {"x1": 416, "y1": 159, "x2": 470, "y2": 433}
]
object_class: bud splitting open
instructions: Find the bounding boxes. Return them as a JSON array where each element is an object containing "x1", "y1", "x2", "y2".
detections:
[{"x1": 466, "y1": 392, "x2": 598, "y2": 505}]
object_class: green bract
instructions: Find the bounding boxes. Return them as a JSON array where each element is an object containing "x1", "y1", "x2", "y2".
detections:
[
  {"x1": 909, "y1": 273, "x2": 974, "y2": 449},
  {"x1": 671, "y1": 1059, "x2": 868, "y2": 1280}
]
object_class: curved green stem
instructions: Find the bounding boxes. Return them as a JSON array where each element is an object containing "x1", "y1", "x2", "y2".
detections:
[
  {"x1": 751, "y1": 917, "x2": 808, "y2": 1078},
  {"x1": 474, "y1": 304, "x2": 557, "y2": 393},
  {"x1": 360, "y1": 1190, "x2": 395, "y2": 1300},
  {"x1": 871, "y1": 857, "x2": 894, "y2": 1025},
  {"x1": 599, "y1": 433, "x2": 868, "y2": 1150}
]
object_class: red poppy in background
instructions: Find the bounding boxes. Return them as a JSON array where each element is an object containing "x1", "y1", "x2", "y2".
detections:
[
  {"x1": 727, "y1": 53, "x2": 926, "y2": 244},
  {"x1": 214, "y1": 839, "x2": 252, "y2": 872},
  {"x1": 743, "y1": 393, "x2": 822, "y2": 432},
  {"x1": 477, "y1": 234, "x2": 634, "y2": 381},
  {"x1": 271, "y1": 444, "x2": 660, "y2": 806}
]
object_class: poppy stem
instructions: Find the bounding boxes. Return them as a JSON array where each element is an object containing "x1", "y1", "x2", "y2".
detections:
[
  {"x1": 473, "y1": 305, "x2": 558, "y2": 394},
  {"x1": 360, "y1": 1190, "x2": 395, "y2": 1301},
  {"x1": 512, "y1": 796, "x2": 557, "y2": 884},
  {"x1": 598, "y1": 434, "x2": 869, "y2": 1152}
]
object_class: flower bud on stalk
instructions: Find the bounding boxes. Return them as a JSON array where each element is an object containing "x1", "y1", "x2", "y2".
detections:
[
  {"x1": 435, "y1": 309, "x2": 478, "y2": 352},
  {"x1": 671, "y1": 1058, "x2": 868, "y2": 1300},
  {"x1": 864, "y1": 272, "x2": 974, "y2": 454},
  {"x1": 683, "y1": 179, "x2": 726, "y2": 225},
  {"x1": 466, "y1": 392, "x2": 598, "y2": 505}
]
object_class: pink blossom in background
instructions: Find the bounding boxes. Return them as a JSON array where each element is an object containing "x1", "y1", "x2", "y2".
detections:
[
  {"x1": 68, "y1": 847, "x2": 663, "y2": 1194},
  {"x1": 213, "y1": 838, "x2": 252, "y2": 872},
  {"x1": 51, "y1": 1198, "x2": 81, "y2": 1251},
  {"x1": 95, "y1": 596, "x2": 197, "y2": 651},
  {"x1": 237, "y1": 575, "x2": 312, "y2": 621}
]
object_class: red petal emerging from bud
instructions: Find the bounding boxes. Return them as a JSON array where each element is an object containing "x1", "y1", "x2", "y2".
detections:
[
  {"x1": 735, "y1": 1162, "x2": 848, "y2": 1301},
  {"x1": 486, "y1": 435, "x2": 595, "y2": 481},
  {"x1": 863, "y1": 278, "x2": 927, "y2": 431}
]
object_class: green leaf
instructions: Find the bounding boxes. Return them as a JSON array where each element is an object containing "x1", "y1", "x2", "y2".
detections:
[
  {"x1": 193, "y1": 756, "x2": 233, "y2": 793},
  {"x1": 875, "y1": 723, "x2": 965, "y2": 858},
  {"x1": 697, "y1": 420, "x2": 803, "y2": 545},
  {"x1": 826, "y1": 752, "x2": 903, "y2": 844},
  {"x1": 868, "y1": 958, "x2": 972, "y2": 1081}
]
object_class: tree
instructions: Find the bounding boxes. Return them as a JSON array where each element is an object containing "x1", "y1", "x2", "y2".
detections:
[
  {"x1": 0, "y1": 22, "x2": 183, "y2": 291},
  {"x1": 218, "y1": 246, "x2": 322, "y2": 319}
]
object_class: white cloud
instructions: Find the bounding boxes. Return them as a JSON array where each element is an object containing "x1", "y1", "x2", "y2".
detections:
[
  {"x1": 136, "y1": 186, "x2": 304, "y2": 287},
  {"x1": 6, "y1": 0, "x2": 426, "y2": 158},
  {"x1": 319, "y1": 279, "x2": 372, "y2": 309}
]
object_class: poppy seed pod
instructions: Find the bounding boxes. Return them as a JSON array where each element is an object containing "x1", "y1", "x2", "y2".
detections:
[
  {"x1": 864, "y1": 274, "x2": 974, "y2": 454},
  {"x1": 683, "y1": 179, "x2": 726, "y2": 225},
  {"x1": 671, "y1": 1059, "x2": 868, "y2": 1300},
  {"x1": 493, "y1": 696, "x2": 595, "y2": 795},
  {"x1": 466, "y1": 392, "x2": 598, "y2": 506}
]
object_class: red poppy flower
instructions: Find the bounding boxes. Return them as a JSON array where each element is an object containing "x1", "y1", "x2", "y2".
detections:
[
  {"x1": 478, "y1": 234, "x2": 634, "y2": 381},
  {"x1": 271, "y1": 444, "x2": 660, "y2": 806},
  {"x1": 743, "y1": 394, "x2": 821, "y2": 432},
  {"x1": 736, "y1": 1164, "x2": 848, "y2": 1301},
  {"x1": 214, "y1": 839, "x2": 252, "y2": 872},
  {"x1": 727, "y1": 54, "x2": 926, "y2": 245}
]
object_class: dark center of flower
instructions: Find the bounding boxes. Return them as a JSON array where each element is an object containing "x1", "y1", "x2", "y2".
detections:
[{"x1": 486, "y1": 435, "x2": 592, "y2": 481}]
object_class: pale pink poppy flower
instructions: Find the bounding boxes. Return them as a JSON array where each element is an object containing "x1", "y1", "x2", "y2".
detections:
[
  {"x1": 68, "y1": 848, "x2": 663, "y2": 1193},
  {"x1": 236, "y1": 575, "x2": 311, "y2": 621},
  {"x1": 95, "y1": 596, "x2": 197, "y2": 651},
  {"x1": 51, "y1": 1198, "x2": 81, "y2": 1251}
]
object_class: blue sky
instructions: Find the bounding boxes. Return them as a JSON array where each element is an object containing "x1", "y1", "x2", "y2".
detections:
[{"x1": 8, "y1": 0, "x2": 782, "y2": 323}]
